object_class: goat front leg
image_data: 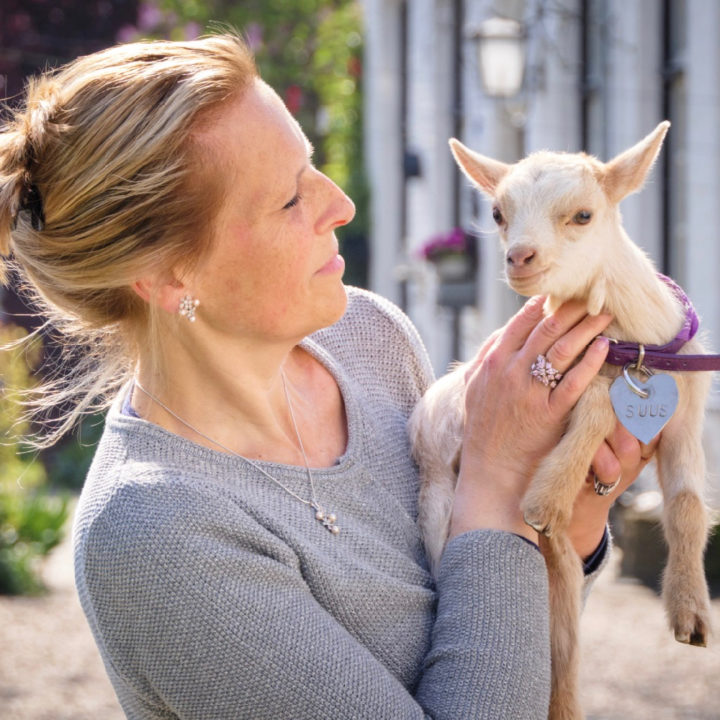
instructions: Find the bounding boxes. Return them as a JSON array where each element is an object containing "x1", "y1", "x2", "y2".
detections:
[
  {"x1": 655, "y1": 374, "x2": 712, "y2": 647},
  {"x1": 522, "y1": 381, "x2": 616, "y2": 537}
]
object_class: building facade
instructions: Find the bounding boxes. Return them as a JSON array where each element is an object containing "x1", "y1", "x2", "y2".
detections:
[{"x1": 362, "y1": 0, "x2": 720, "y2": 424}]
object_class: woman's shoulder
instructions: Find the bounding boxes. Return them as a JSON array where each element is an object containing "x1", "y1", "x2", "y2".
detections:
[
  {"x1": 307, "y1": 286, "x2": 435, "y2": 406},
  {"x1": 74, "y1": 447, "x2": 201, "y2": 549},
  {"x1": 71, "y1": 446, "x2": 297, "y2": 633},
  {"x1": 341, "y1": 286, "x2": 423, "y2": 344},
  {"x1": 313, "y1": 286, "x2": 434, "y2": 383},
  {"x1": 72, "y1": 428, "x2": 268, "y2": 563}
]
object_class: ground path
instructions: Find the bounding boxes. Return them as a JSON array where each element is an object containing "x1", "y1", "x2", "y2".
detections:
[{"x1": 1, "y1": 519, "x2": 719, "y2": 719}]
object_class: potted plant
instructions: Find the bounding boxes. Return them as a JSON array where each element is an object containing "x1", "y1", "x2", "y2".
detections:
[{"x1": 419, "y1": 227, "x2": 477, "y2": 307}]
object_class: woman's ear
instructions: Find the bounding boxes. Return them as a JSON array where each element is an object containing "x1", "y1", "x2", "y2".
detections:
[{"x1": 131, "y1": 273, "x2": 186, "y2": 316}]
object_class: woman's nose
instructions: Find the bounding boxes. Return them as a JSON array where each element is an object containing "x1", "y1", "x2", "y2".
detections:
[
  {"x1": 332, "y1": 190, "x2": 356, "y2": 230},
  {"x1": 316, "y1": 172, "x2": 355, "y2": 232}
]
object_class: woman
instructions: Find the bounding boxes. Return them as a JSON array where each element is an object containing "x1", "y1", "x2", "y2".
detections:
[{"x1": 0, "y1": 34, "x2": 650, "y2": 719}]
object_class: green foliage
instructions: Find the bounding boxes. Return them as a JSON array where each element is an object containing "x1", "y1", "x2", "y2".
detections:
[
  {"x1": 42, "y1": 413, "x2": 105, "y2": 491},
  {"x1": 0, "y1": 325, "x2": 69, "y2": 594},
  {"x1": 311, "y1": 3, "x2": 368, "y2": 286},
  {"x1": 0, "y1": 491, "x2": 68, "y2": 594},
  {"x1": 148, "y1": 0, "x2": 369, "y2": 284}
]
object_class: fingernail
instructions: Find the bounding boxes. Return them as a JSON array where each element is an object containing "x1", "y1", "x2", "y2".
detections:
[{"x1": 594, "y1": 336, "x2": 610, "y2": 352}]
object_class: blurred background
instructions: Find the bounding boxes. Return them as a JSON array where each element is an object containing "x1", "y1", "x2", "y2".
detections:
[{"x1": 0, "y1": 1, "x2": 719, "y2": 718}]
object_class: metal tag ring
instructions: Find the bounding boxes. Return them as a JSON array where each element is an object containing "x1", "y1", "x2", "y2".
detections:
[{"x1": 622, "y1": 362, "x2": 653, "y2": 399}]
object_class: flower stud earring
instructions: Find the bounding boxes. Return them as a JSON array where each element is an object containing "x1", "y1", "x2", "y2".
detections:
[{"x1": 178, "y1": 294, "x2": 200, "y2": 322}]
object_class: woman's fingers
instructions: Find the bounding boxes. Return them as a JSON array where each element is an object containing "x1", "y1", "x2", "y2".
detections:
[
  {"x1": 473, "y1": 299, "x2": 612, "y2": 384},
  {"x1": 489, "y1": 295, "x2": 546, "y2": 355},
  {"x1": 589, "y1": 439, "x2": 625, "y2": 495},
  {"x1": 522, "y1": 300, "x2": 587, "y2": 357},
  {"x1": 464, "y1": 295, "x2": 545, "y2": 382},
  {"x1": 589, "y1": 422, "x2": 660, "y2": 496},
  {"x1": 570, "y1": 423, "x2": 654, "y2": 557},
  {"x1": 606, "y1": 424, "x2": 641, "y2": 471},
  {"x1": 465, "y1": 328, "x2": 503, "y2": 380},
  {"x1": 548, "y1": 335, "x2": 610, "y2": 413},
  {"x1": 525, "y1": 306, "x2": 612, "y2": 372},
  {"x1": 468, "y1": 299, "x2": 613, "y2": 419},
  {"x1": 543, "y1": 314, "x2": 613, "y2": 373}
]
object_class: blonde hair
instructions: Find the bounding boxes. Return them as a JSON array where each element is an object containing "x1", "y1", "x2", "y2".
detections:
[{"x1": 0, "y1": 33, "x2": 257, "y2": 446}]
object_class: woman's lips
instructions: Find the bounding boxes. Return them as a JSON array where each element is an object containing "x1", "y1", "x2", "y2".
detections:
[{"x1": 316, "y1": 253, "x2": 345, "y2": 275}]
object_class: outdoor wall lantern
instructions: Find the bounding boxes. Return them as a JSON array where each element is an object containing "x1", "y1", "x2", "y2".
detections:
[{"x1": 473, "y1": 16, "x2": 526, "y2": 98}]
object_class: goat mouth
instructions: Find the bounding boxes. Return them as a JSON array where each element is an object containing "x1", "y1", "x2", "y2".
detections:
[
  {"x1": 506, "y1": 269, "x2": 549, "y2": 294},
  {"x1": 506, "y1": 267, "x2": 547, "y2": 282}
]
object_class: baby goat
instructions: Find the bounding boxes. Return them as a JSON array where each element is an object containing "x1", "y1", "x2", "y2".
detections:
[{"x1": 409, "y1": 123, "x2": 713, "y2": 720}]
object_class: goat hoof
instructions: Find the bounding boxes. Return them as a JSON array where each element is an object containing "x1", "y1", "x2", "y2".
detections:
[
  {"x1": 665, "y1": 577, "x2": 711, "y2": 649},
  {"x1": 523, "y1": 512, "x2": 552, "y2": 537},
  {"x1": 674, "y1": 625, "x2": 708, "y2": 647}
]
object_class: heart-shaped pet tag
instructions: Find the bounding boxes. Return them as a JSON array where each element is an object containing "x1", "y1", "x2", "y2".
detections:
[{"x1": 609, "y1": 372, "x2": 678, "y2": 444}]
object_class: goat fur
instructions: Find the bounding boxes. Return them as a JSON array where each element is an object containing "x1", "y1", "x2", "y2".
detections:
[{"x1": 409, "y1": 122, "x2": 713, "y2": 720}]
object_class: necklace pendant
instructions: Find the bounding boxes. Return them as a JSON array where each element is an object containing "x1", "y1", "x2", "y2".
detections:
[
  {"x1": 135, "y1": 375, "x2": 344, "y2": 536},
  {"x1": 313, "y1": 503, "x2": 340, "y2": 535}
]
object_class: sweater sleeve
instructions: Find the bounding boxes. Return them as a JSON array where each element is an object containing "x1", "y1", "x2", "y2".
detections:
[
  {"x1": 77, "y1": 484, "x2": 551, "y2": 720},
  {"x1": 417, "y1": 530, "x2": 551, "y2": 719}
]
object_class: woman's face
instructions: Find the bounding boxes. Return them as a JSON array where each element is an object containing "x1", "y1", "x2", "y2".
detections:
[{"x1": 186, "y1": 79, "x2": 355, "y2": 344}]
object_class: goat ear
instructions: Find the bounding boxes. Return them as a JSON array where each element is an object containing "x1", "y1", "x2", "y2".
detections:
[
  {"x1": 602, "y1": 121, "x2": 670, "y2": 203},
  {"x1": 449, "y1": 138, "x2": 510, "y2": 196}
]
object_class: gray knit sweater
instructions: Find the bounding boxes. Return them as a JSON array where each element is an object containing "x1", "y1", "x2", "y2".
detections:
[{"x1": 73, "y1": 287, "x2": 554, "y2": 719}]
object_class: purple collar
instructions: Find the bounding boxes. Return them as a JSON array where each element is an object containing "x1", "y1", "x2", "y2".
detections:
[{"x1": 603, "y1": 274, "x2": 720, "y2": 371}]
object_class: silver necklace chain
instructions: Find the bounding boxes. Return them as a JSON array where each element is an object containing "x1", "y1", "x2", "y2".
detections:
[{"x1": 132, "y1": 375, "x2": 340, "y2": 535}]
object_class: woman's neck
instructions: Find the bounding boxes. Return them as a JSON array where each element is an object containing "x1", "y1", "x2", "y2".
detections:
[
  {"x1": 132, "y1": 328, "x2": 347, "y2": 468},
  {"x1": 134, "y1": 330, "x2": 306, "y2": 461}
]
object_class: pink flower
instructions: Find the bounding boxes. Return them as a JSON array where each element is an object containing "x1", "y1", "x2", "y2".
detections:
[
  {"x1": 138, "y1": 3, "x2": 163, "y2": 31},
  {"x1": 285, "y1": 84, "x2": 304, "y2": 115},
  {"x1": 419, "y1": 227, "x2": 468, "y2": 260},
  {"x1": 185, "y1": 21, "x2": 202, "y2": 40},
  {"x1": 116, "y1": 25, "x2": 139, "y2": 43},
  {"x1": 246, "y1": 22, "x2": 263, "y2": 52}
]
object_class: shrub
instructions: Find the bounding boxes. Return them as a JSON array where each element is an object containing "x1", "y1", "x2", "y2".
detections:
[{"x1": 0, "y1": 324, "x2": 69, "y2": 594}]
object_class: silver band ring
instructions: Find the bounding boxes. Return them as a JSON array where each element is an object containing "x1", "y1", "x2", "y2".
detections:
[
  {"x1": 593, "y1": 474, "x2": 621, "y2": 496},
  {"x1": 530, "y1": 354, "x2": 563, "y2": 388}
]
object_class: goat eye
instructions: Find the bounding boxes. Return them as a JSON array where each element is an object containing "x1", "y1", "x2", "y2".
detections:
[
  {"x1": 572, "y1": 210, "x2": 592, "y2": 225},
  {"x1": 492, "y1": 207, "x2": 504, "y2": 225}
]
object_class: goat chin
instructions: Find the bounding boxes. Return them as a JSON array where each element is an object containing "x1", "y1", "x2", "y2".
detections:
[{"x1": 413, "y1": 124, "x2": 712, "y2": 720}]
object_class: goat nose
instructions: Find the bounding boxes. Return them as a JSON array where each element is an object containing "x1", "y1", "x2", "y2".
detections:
[{"x1": 506, "y1": 244, "x2": 536, "y2": 266}]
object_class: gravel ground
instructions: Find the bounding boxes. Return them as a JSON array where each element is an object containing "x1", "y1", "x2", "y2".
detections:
[
  {"x1": 1, "y1": 519, "x2": 719, "y2": 720},
  {"x1": 0, "y1": 524, "x2": 123, "y2": 720},
  {"x1": 580, "y1": 553, "x2": 720, "y2": 719}
]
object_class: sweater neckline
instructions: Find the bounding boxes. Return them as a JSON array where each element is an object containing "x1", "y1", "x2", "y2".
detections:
[{"x1": 111, "y1": 334, "x2": 359, "y2": 477}]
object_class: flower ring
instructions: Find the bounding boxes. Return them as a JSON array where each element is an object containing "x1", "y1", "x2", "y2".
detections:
[{"x1": 530, "y1": 354, "x2": 563, "y2": 389}]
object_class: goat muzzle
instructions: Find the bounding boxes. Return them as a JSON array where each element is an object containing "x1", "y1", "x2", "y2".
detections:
[{"x1": 506, "y1": 243, "x2": 537, "y2": 267}]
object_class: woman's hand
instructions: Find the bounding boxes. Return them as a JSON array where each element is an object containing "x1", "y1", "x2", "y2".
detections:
[
  {"x1": 567, "y1": 424, "x2": 658, "y2": 560},
  {"x1": 450, "y1": 296, "x2": 612, "y2": 544}
]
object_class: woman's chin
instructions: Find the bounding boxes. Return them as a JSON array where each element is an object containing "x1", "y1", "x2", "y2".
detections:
[{"x1": 318, "y1": 281, "x2": 348, "y2": 328}]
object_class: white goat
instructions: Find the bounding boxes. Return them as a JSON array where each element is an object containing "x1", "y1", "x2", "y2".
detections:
[{"x1": 409, "y1": 123, "x2": 713, "y2": 720}]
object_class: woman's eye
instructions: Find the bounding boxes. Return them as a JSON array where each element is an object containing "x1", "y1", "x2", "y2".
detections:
[
  {"x1": 572, "y1": 209, "x2": 592, "y2": 225},
  {"x1": 492, "y1": 206, "x2": 504, "y2": 225},
  {"x1": 283, "y1": 194, "x2": 302, "y2": 210}
]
